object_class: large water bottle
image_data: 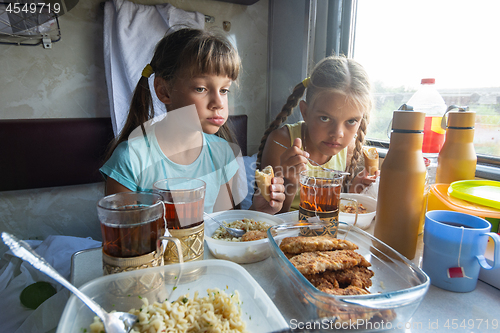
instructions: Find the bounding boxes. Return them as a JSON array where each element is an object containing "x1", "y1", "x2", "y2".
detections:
[{"x1": 407, "y1": 78, "x2": 447, "y2": 155}]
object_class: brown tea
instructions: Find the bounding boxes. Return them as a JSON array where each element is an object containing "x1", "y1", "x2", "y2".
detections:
[
  {"x1": 101, "y1": 204, "x2": 165, "y2": 257},
  {"x1": 300, "y1": 182, "x2": 341, "y2": 213},
  {"x1": 440, "y1": 221, "x2": 474, "y2": 229},
  {"x1": 298, "y1": 175, "x2": 342, "y2": 237},
  {"x1": 164, "y1": 198, "x2": 204, "y2": 229}
]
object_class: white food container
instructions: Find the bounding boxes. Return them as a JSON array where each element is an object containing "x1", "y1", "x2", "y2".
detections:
[
  {"x1": 58, "y1": 260, "x2": 288, "y2": 332},
  {"x1": 204, "y1": 210, "x2": 285, "y2": 264},
  {"x1": 339, "y1": 193, "x2": 377, "y2": 229}
]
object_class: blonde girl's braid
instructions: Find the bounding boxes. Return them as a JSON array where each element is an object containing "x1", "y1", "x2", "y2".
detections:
[
  {"x1": 344, "y1": 115, "x2": 368, "y2": 190},
  {"x1": 256, "y1": 82, "x2": 307, "y2": 169}
]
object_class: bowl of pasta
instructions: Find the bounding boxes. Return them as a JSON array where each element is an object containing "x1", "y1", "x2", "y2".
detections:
[
  {"x1": 57, "y1": 260, "x2": 288, "y2": 333},
  {"x1": 204, "y1": 210, "x2": 285, "y2": 264}
]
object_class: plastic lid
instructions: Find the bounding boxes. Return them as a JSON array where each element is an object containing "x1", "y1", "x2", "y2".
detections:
[
  {"x1": 421, "y1": 78, "x2": 435, "y2": 84},
  {"x1": 392, "y1": 110, "x2": 425, "y2": 131},
  {"x1": 447, "y1": 111, "x2": 476, "y2": 128},
  {"x1": 448, "y1": 180, "x2": 500, "y2": 210},
  {"x1": 430, "y1": 184, "x2": 500, "y2": 218}
]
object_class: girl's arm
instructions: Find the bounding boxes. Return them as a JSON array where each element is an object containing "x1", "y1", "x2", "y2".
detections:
[
  {"x1": 346, "y1": 140, "x2": 379, "y2": 193},
  {"x1": 349, "y1": 169, "x2": 380, "y2": 193},
  {"x1": 249, "y1": 176, "x2": 285, "y2": 214},
  {"x1": 260, "y1": 127, "x2": 308, "y2": 213},
  {"x1": 105, "y1": 178, "x2": 131, "y2": 196},
  {"x1": 213, "y1": 173, "x2": 286, "y2": 214},
  {"x1": 213, "y1": 177, "x2": 236, "y2": 212}
]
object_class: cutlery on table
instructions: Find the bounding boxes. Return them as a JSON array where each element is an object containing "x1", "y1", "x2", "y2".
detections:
[
  {"x1": 204, "y1": 212, "x2": 246, "y2": 237},
  {"x1": 1, "y1": 232, "x2": 138, "y2": 333},
  {"x1": 273, "y1": 140, "x2": 350, "y2": 176}
]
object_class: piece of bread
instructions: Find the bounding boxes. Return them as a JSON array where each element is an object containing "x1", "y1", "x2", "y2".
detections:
[
  {"x1": 363, "y1": 147, "x2": 379, "y2": 176},
  {"x1": 255, "y1": 165, "x2": 274, "y2": 202}
]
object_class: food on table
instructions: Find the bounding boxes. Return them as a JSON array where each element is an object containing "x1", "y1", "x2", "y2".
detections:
[
  {"x1": 288, "y1": 249, "x2": 371, "y2": 275},
  {"x1": 240, "y1": 230, "x2": 268, "y2": 242},
  {"x1": 363, "y1": 146, "x2": 379, "y2": 176},
  {"x1": 89, "y1": 288, "x2": 248, "y2": 333},
  {"x1": 279, "y1": 236, "x2": 358, "y2": 254},
  {"x1": 304, "y1": 266, "x2": 374, "y2": 291},
  {"x1": 212, "y1": 218, "x2": 271, "y2": 242},
  {"x1": 321, "y1": 285, "x2": 370, "y2": 296},
  {"x1": 255, "y1": 165, "x2": 274, "y2": 201},
  {"x1": 280, "y1": 235, "x2": 396, "y2": 325},
  {"x1": 340, "y1": 202, "x2": 368, "y2": 214}
]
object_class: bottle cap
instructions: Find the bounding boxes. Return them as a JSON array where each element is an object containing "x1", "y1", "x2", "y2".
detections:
[
  {"x1": 447, "y1": 111, "x2": 476, "y2": 128},
  {"x1": 392, "y1": 110, "x2": 425, "y2": 132},
  {"x1": 421, "y1": 78, "x2": 435, "y2": 84}
]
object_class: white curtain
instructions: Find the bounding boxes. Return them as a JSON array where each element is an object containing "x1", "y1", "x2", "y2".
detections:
[{"x1": 103, "y1": 0, "x2": 205, "y2": 136}]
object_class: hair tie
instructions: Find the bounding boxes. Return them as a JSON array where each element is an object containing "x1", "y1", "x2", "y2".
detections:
[
  {"x1": 302, "y1": 77, "x2": 311, "y2": 88},
  {"x1": 141, "y1": 64, "x2": 154, "y2": 78}
]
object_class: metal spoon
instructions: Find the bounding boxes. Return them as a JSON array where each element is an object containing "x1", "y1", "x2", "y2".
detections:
[
  {"x1": 1, "y1": 232, "x2": 138, "y2": 333},
  {"x1": 273, "y1": 140, "x2": 350, "y2": 176},
  {"x1": 203, "y1": 212, "x2": 246, "y2": 237}
]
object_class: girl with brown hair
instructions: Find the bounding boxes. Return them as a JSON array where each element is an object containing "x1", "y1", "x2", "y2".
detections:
[{"x1": 101, "y1": 28, "x2": 284, "y2": 213}]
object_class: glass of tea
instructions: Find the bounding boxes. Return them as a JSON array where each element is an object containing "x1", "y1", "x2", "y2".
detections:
[
  {"x1": 97, "y1": 191, "x2": 180, "y2": 275},
  {"x1": 298, "y1": 169, "x2": 358, "y2": 237},
  {"x1": 153, "y1": 178, "x2": 206, "y2": 264}
]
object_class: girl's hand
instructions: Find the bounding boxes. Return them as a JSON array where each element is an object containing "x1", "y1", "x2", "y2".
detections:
[
  {"x1": 250, "y1": 176, "x2": 285, "y2": 214},
  {"x1": 277, "y1": 138, "x2": 309, "y2": 185},
  {"x1": 349, "y1": 168, "x2": 380, "y2": 193}
]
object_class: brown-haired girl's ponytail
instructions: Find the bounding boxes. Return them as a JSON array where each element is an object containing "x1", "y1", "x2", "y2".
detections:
[
  {"x1": 256, "y1": 82, "x2": 307, "y2": 169},
  {"x1": 344, "y1": 115, "x2": 368, "y2": 191},
  {"x1": 104, "y1": 76, "x2": 153, "y2": 161}
]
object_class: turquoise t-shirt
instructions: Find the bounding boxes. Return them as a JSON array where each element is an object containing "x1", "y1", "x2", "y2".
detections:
[{"x1": 100, "y1": 125, "x2": 239, "y2": 213}]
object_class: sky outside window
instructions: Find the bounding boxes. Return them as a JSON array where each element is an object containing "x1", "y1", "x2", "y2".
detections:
[{"x1": 353, "y1": 0, "x2": 500, "y2": 156}]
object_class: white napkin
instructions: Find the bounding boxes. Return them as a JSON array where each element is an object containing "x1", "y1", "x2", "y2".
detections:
[{"x1": 0, "y1": 235, "x2": 101, "y2": 333}]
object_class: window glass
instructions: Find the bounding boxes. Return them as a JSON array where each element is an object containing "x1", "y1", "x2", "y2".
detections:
[{"x1": 353, "y1": 0, "x2": 500, "y2": 157}]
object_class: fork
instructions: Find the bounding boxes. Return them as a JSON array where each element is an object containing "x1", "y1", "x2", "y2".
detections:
[
  {"x1": 273, "y1": 140, "x2": 350, "y2": 176},
  {"x1": 1, "y1": 232, "x2": 138, "y2": 333},
  {"x1": 204, "y1": 212, "x2": 246, "y2": 237}
]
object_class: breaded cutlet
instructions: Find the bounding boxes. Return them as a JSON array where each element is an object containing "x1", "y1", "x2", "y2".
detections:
[
  {"x1": 289, "y1": 250, "x2": 371, "y2": 275},
  {"x1": 279, "y1": 236, "x2": 358, "y2": 254},
  {"x1": 319, "y1": 285, "x2": 370, "y2": 296},
  {"x1": 305, "y1": 266, "x2": 373, "y2": 290},
  {"x1": 306, "y1": 274, "x2": 340, "y2": 290}
]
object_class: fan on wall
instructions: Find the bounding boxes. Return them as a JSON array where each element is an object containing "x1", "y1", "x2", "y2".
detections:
[{"x1": 0, "y1": 0, "x2": 77, "y2": 48}]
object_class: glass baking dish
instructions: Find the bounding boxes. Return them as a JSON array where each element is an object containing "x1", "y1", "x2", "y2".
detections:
[{"x1": 267, "y1": 222, "x2": 430, "y2": 331}]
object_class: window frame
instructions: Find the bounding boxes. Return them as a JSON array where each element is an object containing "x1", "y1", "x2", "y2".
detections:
[{"x1": 347, "y1": 0, "x2": 500, "y2": 179}]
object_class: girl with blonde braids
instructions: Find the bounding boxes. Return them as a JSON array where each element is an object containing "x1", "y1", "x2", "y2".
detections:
[{"x1": 257, "y1": 55, "x2": 378, "y2": 213}]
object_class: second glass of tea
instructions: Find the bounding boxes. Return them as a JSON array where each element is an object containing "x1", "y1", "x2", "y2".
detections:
[
  {"x1": 153, "y1": 178, "x2": 206, "y2": 263},
  {"x1": 299, "y1": 169, "x2": 358, "y2": 237}
]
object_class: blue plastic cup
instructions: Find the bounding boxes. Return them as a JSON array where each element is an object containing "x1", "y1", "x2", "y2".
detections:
[{"x1": 422, "y1": 210, "x2": 500, "y2": 292}]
